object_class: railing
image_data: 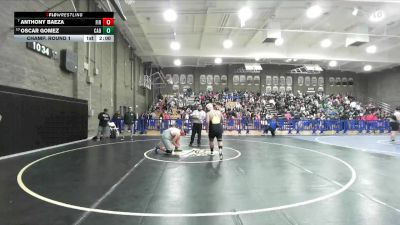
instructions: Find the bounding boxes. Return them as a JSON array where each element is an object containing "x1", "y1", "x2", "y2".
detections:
[
  {"x1": 367, "y1": 97, "x2": 394, "y2": 113},
  {"x1": 112, "y1": 118, "x2": 391, "y2": 135}
]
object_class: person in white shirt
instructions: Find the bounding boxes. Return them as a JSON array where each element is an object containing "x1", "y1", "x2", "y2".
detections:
[
  {"x1": 190, "y1": 105, "x2": 206, "y2": 147},
  {"x1": 392, "y1": 107, "x2": 400, "y2": 142},
  {"x1": 394, "y1": 107, "x2": 400, "y2": 122},
  {"x1": 155, "y1": 126, "x2": 182, "y2": 154}
]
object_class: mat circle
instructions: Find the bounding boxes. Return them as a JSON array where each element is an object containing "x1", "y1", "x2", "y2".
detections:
[{"x1": 17, "y1": 139, "x2": 357, "y2": 217}]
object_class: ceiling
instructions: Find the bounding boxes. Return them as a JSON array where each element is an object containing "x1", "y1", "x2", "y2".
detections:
[{"x1": 115, "y1": 0, "x2": 400, "y2": 73}]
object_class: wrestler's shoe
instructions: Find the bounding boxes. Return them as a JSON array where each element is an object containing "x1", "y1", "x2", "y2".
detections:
[
  {"x1": 219, "y1": 149, "x2": 223, "y2": 160},
  {"x1": 154, "y1": 146, "x2": 160, "y2": 154}
]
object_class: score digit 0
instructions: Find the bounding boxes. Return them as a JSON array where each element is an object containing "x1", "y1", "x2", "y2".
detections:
[{"x1": 102, "y1": 18, "x2": 114, "y2": 26}]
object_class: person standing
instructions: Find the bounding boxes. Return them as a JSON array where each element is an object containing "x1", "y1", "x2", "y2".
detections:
[
  {"x1": 206, "y1": 103, "x2": 224, "y2": 160},
  {"x1": 389, "y1": 115, "x2": 398, "y2": 142},
  {"x1": 97, "y1": 108, "x2": 111, "y2": 141},
  {"x1": 121, "y1": 106, "x2": 136, "y2": 140},
  {"x1": 394, "y1": 107, "x2": 400, "y2": 123},
  {"x1": 189, "y1": 105, "x2": 206, "y2": 147},
  {"x1": 390, "y1": 107, "x2": 400, "y2": 142}
]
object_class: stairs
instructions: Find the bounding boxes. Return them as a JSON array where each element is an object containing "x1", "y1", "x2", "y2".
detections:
[
  {"x1": 367, "y1": 97, "x2": 394, "y2": 113},
  {"x1": 265, "y1": 103, "x2": 278, "y2": 116}
]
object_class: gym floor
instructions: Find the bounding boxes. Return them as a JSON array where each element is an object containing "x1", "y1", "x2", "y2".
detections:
[{"x1": 1, "y1": 135, "x2": 400, "y2": 225}]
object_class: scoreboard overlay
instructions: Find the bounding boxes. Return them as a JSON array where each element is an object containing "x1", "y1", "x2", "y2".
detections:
[{"x1": 14, "y1": 12, "x2": 114, "y2": 42}]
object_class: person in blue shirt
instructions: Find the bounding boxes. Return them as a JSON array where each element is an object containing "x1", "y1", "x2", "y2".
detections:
[{"x1": 263, "y1": 115, "x2": 278, "y2": 136}]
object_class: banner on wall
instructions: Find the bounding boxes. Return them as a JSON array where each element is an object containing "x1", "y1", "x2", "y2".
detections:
[
  {"x1": 172, "y1": 84, "x2": 179, "y2": 91},
  {"x1": 305, "y1": 76, "x2": 311, "y2": 86},
  {"x1": 143, "y1": 75, "x2": 150, "y2": 90},
  {"x1": 180, "y1": 74, "x2": 186, "y2": 84},
  {"x1": 233, "y1": 75, "x2": 239, "y2": 85},
  {"x1": 348, "y1": 77, "x2": 354, "y2": 86},
  {"x1": 200, "y1": 74, "x2": 206, "y2": 85},
  {"x1": 279, "y1": 86, "x2": 286, "y2": 93},
  {"x1": 165, "y1": 74, "x2": 172, "y2": 83},
  {"x1": 182, "y1": 85, "x2": 190, "y2": 92},
  {"x1": 286, "y1": 76, "x2": 292, "y2": 86},
  {"x1": 272, "y1": 86, "x2": 279, "y2": 92},
  {"x1": 297, "y1": 76, "x2": 304, "y2": 86},
  {"x1": 207, "y1": 85, "x2": 213, "y2": 91},
  {"x1": 272, "y1": 76, "x2": 279, "y2": 86},
  {"x1": 214, "y1": 75, "x2": 220, "y2": 85},
  {"x1": 342, "y1": 77, "x2": 348, "y2": 86},
  {"x1": 266, "y1": 76, "x2": 272, "y2": 85},
  {"x1": 298, "y1": 76, "x2": 304, "y2": 86},
  {"x1": 187, "y1": 74, "x2": 193, "y2": 85},
  {"x1": 221, "y1": 75, "x2": 227, "y2": 85},
  {"x1": 266, "y1": 86, "x2": 272, "y2": 93},
  {"x1": 329, "y1": 77, "x2": 335, "y2": 86},
  {"x1": 318, "y1": 77, "x2": 324, "y2": 86},
  {"x1": 279, "y1": 76, "x2": 286, "y2": 86},
  {"x1": 253, "y1": 75, "x2": 260, "y2": 85},
  {"x1": 335, "y1": 77, "x2": 341, "y2": 86},
  {"x1": 207, "y1": 74, "x2": 213, "y2": 85},
  {"x1": 286, "y1": 86, "x2": 292, "y2": 92},
  {"x1": 307, "y1": 87, "x2": 315, "y2": 93},
  {"x1": 240, "y1": 75, "x2": 246, "y2": 85},
  {"x1": 311, "y1": 76, "x2": 317, "y2": 86},
  {"x1": 318, "y1": 87, "x2": 324, "y2": 92},
  {"x1": 173, "y1": 74, "x2": 179, "y2": 85},
  {"x1": 247, "y1": 75, "x2": 253, "y2": 85}
]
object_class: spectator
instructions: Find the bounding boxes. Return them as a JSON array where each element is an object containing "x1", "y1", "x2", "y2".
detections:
[
  {"x1": 96, "y1": 108, "x2": 111, "y2": 141},
  {"x1": 121, "y1": 106, "x2": 136, "y2": 140}
]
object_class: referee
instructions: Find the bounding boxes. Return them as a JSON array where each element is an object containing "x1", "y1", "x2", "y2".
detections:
[{"x1": 189, "y1": 105, "x2": 206, "y2": 147}]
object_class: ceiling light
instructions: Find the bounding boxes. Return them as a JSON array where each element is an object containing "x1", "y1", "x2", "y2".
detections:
[
  {"x1": 366, "y1": 45, "x2": 377, "y2": 54},
  {"x1": 174, "y1": 59, "x2": 182, "y2": 66},
  {"x1": 363, "y1": 65, "x2": 372, "y2": 71},
  {"x1": 163, "y1": 9, "x2": 177, "y2": 22},
  {"x1": 306, "y1": 5, "x2": 323, "y2": 19},
  {"x1": 223, "y1": 39, "x2": 233, "y2": 49},
  {"x1": 238, "y1": 7, "x2": 252, "y2": 27},
  {"x1": 255, "y1": 56, "x2": 261, "y2": 61},
  {"x1": 293, "y1": 59, "x2": 298, "y2": 62},
  {"x1": 320, "y1": 39, "x2": 332, "y2": 48},
  {"x1": 329, "y1": 60, "x2": 337, "y2": 67},
  {"x1": 170, "y1": 41, "x2": 181, "y2": 50},
  {"x1": 352, "y1": 7, "x2": 359, "y2": 16},
  {"x1": 214, "y1": 57, "x2": 222, "y2": 64},
  {"x1": 369, "y1": 10, "x2": 385, "y2": 22},
  {"x1": 286, "y1": 58, "x2": 292, "y2": 62},
  {"x1": 275, "y1": 38, "x2": 284, "y2": 46}
]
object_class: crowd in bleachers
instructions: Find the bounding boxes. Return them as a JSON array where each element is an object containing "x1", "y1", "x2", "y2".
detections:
[{"x1": 149, "y1": 90, "x2": 389, "y2": 122}]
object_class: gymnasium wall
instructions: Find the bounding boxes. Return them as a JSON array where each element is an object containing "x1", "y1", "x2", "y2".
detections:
[
  {"x1": 0, "y1": 85, "x2": 87, "y2": 156},
  {"x1": 161, "y1": 65, "x2": 367, "y2": 99},
  {"x1": 366, "y1": 66, "x2": 400, "y2": 108},
  {"x1": 0, "y1": 0, "x2": 150, "y2": 138}
]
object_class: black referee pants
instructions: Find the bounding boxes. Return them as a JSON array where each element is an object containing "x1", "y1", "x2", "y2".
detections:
[{"x1": 190, "y1": 123, "x2": 203, "y2": 145}]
